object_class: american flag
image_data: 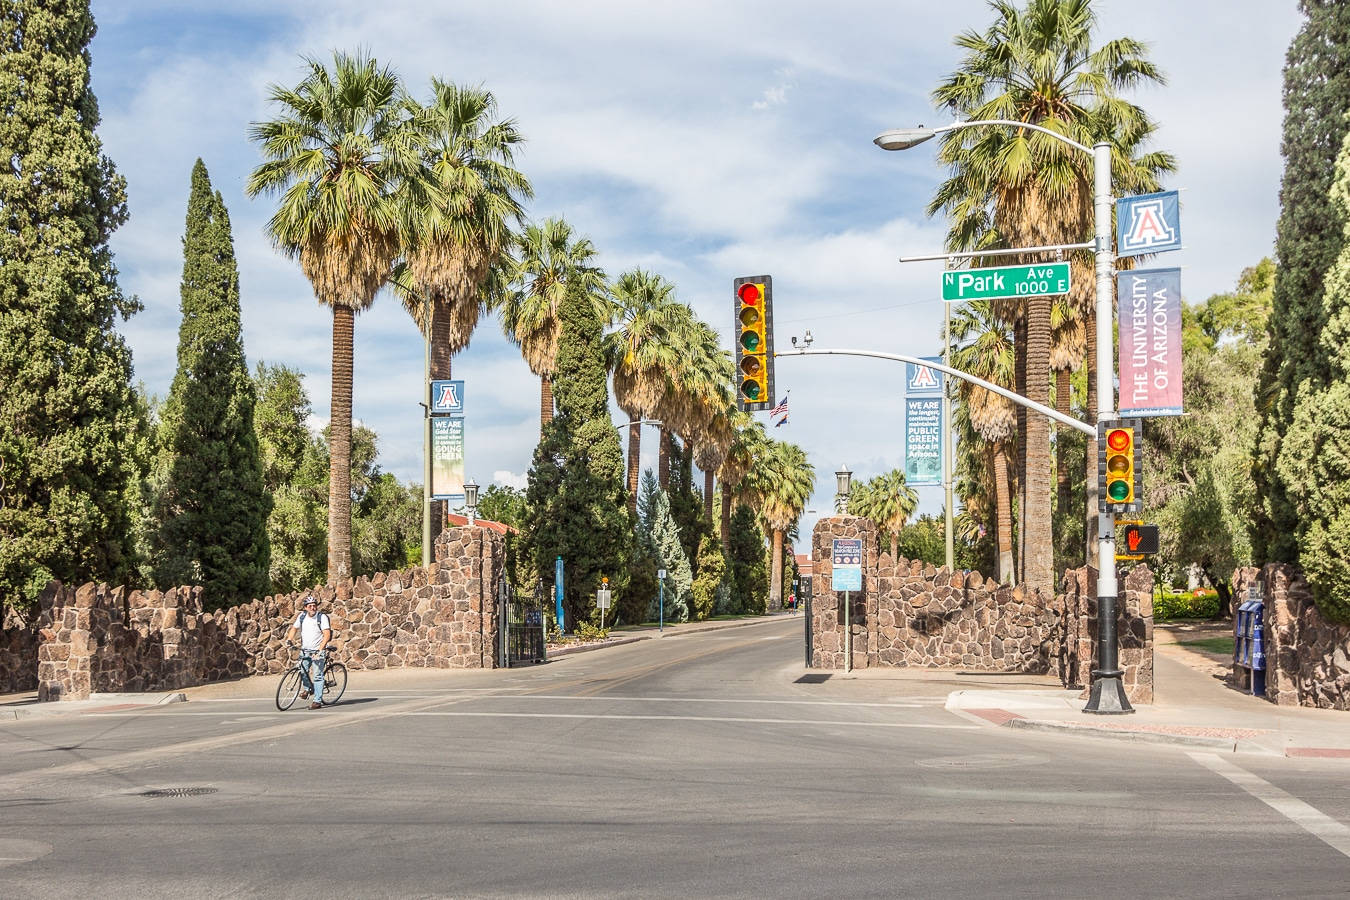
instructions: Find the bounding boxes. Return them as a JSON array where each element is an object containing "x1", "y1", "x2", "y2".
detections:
[{"x1": 769, "y1": 392, "x2": 790, "y2": 419}]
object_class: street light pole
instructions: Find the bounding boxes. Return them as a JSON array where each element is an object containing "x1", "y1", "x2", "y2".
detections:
[
  {"x1": 421, "y1": 292, "x2": 432, "y2": 568},
  {"x1": 874, "y1": 120, "x2": 1132, "y2": 714}
]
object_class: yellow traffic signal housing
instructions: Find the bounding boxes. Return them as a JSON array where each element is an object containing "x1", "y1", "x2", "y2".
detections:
[
  {"x1": 733, "y1": 275, "x2": 775, "y2": 411},
  {"x1": 1098, "y1": 419, "x2": 1141, "y2": 514}
]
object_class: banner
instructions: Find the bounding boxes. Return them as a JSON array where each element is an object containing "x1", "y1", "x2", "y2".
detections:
[
  {"x1": 430, "y1": 380, "x2": 464, "y2": 414},
  {"x1": 904, "y1": 397, "x2": 943, "y2": 485},
  {"x1": 905, "y1": 357, "x2": 944, "y2": 395},
  {"x1": 430, "y1": 416, "x2": 466, "y2": 499},
  {"x1": 1117, "y1": 190, "x2": 1181, "y2": 258},
  {"x1": 1117, "y1": 267, "x2": 1183, "y2": 416}
]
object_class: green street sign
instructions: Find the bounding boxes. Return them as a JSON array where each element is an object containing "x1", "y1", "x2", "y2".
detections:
[{"x1": 942, "y1": 262, "x2": 1071, "y2": 302}]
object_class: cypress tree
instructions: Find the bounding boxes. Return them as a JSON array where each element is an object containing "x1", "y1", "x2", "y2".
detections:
[
  {"x1": 1252, "y1": 0, "x2": 1350, "y2": 562},
  {"x1": 727, "y1": 504, "x2": 768, "y2": 616},
  {"x1": 150, "y1": 160, "x2": 270, "y2": 607},
  {"x1": 639, "y1": 473, "x2": 691, "y2": 623},
  {"x1": 0, "y1": 2, "x2": 144, "y2": 608},
  {"x1": 522, "y1": 281, "x2": 630, "y2": 629}
]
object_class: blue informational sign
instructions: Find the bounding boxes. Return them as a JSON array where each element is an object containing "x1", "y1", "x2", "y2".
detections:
[
  {"x1": 831, "y1": 539, "x2": 862, "y2": 591},
  {"x1": 905, "y1": 358, "x2": 944, "y2": 396},
  {"x1": 1116, "y1": 190, "x2": 1181, "y2": 258},
  {"x1": 430, "y1": 380, "x2": 465, "y2": 414},
  {"x1": 905, "y1": 397, "x2": 943, "y2": 486},
  {"x1": 554, "y1": 556, "x2": 565, "y2": 632}
]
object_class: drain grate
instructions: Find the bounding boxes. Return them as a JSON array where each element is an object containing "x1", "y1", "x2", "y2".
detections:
[{"x1": 139, "y1": 787, "x2": 218, "y2": 798}]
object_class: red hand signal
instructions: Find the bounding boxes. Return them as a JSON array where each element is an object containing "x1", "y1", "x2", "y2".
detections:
[{"x1": 1127, "y1": 528, "x2": 1142, "y2": 552}]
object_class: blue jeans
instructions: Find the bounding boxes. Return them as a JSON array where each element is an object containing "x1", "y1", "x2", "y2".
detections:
[{"x1": 300, "y1": 652, "x2": 326, "y2": 703}]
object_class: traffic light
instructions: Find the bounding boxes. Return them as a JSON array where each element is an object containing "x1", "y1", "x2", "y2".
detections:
[
  {"x1": 1117, "y1": 522, "x2": 1160, "y2": 558},
  {"x1": 734, "y1": 275, "x2": 775, "y2": 411},
  {"x1": 1098, "y1": 419, "x2": 1141, "y2": 513}
]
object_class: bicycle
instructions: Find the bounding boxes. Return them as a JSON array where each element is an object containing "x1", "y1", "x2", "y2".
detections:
[{"x1": 275, "y1": 643, "x2": 347, "y2": 711}]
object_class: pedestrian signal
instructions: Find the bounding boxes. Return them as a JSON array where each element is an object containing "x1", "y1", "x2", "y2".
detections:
[
  {"x1": 1115, "y1": 522, "x2": 1160, "y2": 559},
  {"x1": 1098, "y1": 419, "x2": 1141, "y2": 513},
  {"x1": 734, "y1": 275, "x2": 775, "y2": 411}
]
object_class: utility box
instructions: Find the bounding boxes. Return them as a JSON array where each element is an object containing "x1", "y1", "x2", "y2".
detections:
[{"x1": 1233, "y1": 586, "x2": 1265, "y2": 697}]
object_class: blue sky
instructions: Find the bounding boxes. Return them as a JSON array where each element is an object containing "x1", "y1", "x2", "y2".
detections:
[{"x1": 89, "y1": 1, "x2": 1301, "y2": 547}]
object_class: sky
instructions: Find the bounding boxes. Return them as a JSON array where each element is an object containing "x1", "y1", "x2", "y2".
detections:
[{"x1": 88, "y1": 0, "x2": 1302, "y2": 549}]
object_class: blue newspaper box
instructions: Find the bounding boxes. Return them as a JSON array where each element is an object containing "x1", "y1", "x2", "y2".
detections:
[{"x1": 1233, "y1": 591, "x2": 1265, "y2": 696}]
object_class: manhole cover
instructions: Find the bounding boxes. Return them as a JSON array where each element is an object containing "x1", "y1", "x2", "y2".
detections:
[
  {"x1": 795, "y1": 674, "x2": 831, "y2": 684},
  {"x1": 915, "y1": 754, "x2": 1044, "y2": 770},
  {"x1": 139, "y1": 787, "x2": 218, "y2": 798}
]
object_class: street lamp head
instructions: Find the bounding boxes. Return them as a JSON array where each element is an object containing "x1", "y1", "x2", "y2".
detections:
[{"x1": 873, "y1": 127, "x2": 937, "y2": 151}]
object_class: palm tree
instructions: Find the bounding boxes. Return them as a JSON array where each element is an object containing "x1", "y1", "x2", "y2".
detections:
[
  {"x1": 750, "y1": 440, "x2": 814, "y2": 610},
  {"x1": 928, "y1": 0, "x2": 1171, "y2": 595},
  {"x1": 849, "y1": 469, "x2": 920, "y2": 563},
  {"x1": 497, "y1": 218, "x2": 610, "y2": 431},
  {"x1": 247, "y1": 51, "x2": 414, "y2": 585},
  {"x1": 667, "y1": 317, "x2": 735, "y2": 502},
  {"x1": 950, "y1": 297, "x2": 1018, "y2": 582},
  {"x1": 396, "y1": 80, "x2": 532, "y2": 535},
  {"x1": 605, "y1": 269, "x2": 685, "y2": 513},
  {"x1": 717, "y1": 412, "x2": 768, "y2": 554}
]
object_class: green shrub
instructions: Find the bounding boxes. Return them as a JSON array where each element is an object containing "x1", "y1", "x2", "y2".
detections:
[{"x1": 1154, "y1": 589, "x2": 1220, "y2": 621}]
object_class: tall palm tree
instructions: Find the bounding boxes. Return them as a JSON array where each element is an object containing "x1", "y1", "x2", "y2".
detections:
[
  {"x1": 247, "y1": 51, "x2": 414, "y2": 585},
  {"x1": 717, "y1": 412, "x2": 768, "y2": 554},
  {"x1": 852, "y1": 469, "x2": 920, "y2": 563},
  {"x1": 950, "y1": 296, "x2": 1018, "y2": 582},
  {"x1": 928, "y1": 0, "x2": 1170, "y2": 595},
  {"x1": 497, "y1": 218, "x2": 610, "y2": 431},
  {"x1": 750, "y1": 440, "x2": 814, "y2": 610},
  {"x1": 396, "y1": 80, "x2": 532, "y2": 535},
  {"x1": 666, "y1": 317, "x2": 735, "y2": 501},
  {"x1": 605, "y1": 269, "x2": 685, "y2": 513}
]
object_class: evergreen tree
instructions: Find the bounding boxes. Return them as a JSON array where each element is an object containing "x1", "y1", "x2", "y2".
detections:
[
  {"x1": 150, "y1": 160, "x2": 270, "y2": 607},
  {"x1": 690, "y1": 533, "x2": 727, "y2": 621},
  {"x1": 643, "y1": 481, "x2": 691, "y2": 623},
  {"x1": 1252, "y1": 0, "x2": 1350, "y2": 562},
  {"x1": 727, "y1": 503, "x2": 768, "y2": 615},
  {"x1": 254, "y1": 363, "x2": 326, "y2": 594},
  {"x1": 522, "y1": 281, "x2": 630, "y2": 629},
  {"x1": 0, "y1": 2, "x2": 145, "y2": 608},
  {"x1": 666, "y1": 438, "x2": 709, "y2": 576}
]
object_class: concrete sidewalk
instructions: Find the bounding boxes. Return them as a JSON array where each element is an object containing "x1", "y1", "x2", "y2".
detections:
[{"x1": 946, "y1": 630, "x2": 1350, "y2": 758}]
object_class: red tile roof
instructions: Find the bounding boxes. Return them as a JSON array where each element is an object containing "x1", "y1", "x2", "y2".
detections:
[{"x1": 444, "y1": 513, "x2": 516, "y2": 535}]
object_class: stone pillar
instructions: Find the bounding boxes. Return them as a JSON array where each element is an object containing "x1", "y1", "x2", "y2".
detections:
[
  {"x1": 1056, "y1": 564, "x2": 1153, "y2": 703},
  {"x1": 810, "y1": 516, "x2": 879, "y2": 669},
  {"x1": 433, "y1": 525, "x2": 504, "y2": 668}
]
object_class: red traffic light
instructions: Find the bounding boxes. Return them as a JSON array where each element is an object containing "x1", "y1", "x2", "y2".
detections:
[
  {"x1": 738, "y1": 283, "x2": 761, "y2": 305},
  {"x1": 1107, "y1": 428, "x2": 1131, "y2": 452}
]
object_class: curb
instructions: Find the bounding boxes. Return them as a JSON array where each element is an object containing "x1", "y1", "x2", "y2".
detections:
[
  {"x1": 2, "y1": 691, "x2": 187, "y2": 721},
  {"x1": 546, "y1": 635, "x2": 650, "y2": 659},
  {"x1": 1006, "y1": 717, "x2": 1240, "y2": 751}
]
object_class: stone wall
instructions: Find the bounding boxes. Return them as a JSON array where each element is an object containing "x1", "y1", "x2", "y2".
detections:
[
  {"x1": 0, "y1": 605, "x2": 38, "y2": 693},
  {"x1": 810, "y1": 516, "x2": 1154, "y2": 703},
  {"x1": 1232, "y1": 563, "x2": 1350, "y2": 710},
  {"x1": 32, "y1": 525, "x2": 503, "y2": 701}
]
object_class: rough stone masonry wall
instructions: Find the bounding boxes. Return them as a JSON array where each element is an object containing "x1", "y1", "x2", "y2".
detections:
[
  {"x1": 33, "y1": 525, "x2": 503, "y2": 701},
  {"x1": 0, "y1": 605, "x2": 39, "y2": 693},
  {"x1": 810, "y1": 516, "x2": 1154, "y2": 703},
  {"x1": 1232, "y1": 563, "x2": 1350, "y2": 710}
]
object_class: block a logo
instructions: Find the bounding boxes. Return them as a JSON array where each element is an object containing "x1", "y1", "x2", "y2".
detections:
[
  {"x1": 906, "y1": 358, "x2": 944, "y2": 396},
  {"x1": 1117, "y1": 190, "x2": 1181, "y2": 259},
  {"x1": 430, "y1": 379, "x2": 465, "y2": 414},
  {"x1": 436, "y1": 382, "x2": 459, "y2": 409}
]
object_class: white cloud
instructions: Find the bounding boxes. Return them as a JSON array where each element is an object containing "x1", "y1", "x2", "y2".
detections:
[{"x1": 493, "y1": 470, "x2": 529, "y2": 491}]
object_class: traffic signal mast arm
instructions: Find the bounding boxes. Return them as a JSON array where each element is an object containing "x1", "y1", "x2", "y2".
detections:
[{"x1": 779, "y1": 346, "x2": 1095, "y2": 436}]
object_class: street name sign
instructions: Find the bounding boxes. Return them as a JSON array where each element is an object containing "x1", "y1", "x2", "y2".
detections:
[{"x1": 942, "y1": 262, "x2": 1070, "y2": 302}]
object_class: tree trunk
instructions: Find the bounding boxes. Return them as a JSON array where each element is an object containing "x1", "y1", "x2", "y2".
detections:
[
  {"x1": 704, "y1": 469, "x2": 715, "y2": 524},
  {"x1": 539, "y1": 375, "x2": 553, "y2": 431},
  {"x1": 1055, "y1": 366, "x2": 1072, "y2": 528},
  {"x1": 429, "y1": 303, "x2": 452, "y2": 547},
  {"x1": 770, "y1": 528, "x2": 784, "y2": 611},
  {"x1": 1084, "y1": 303, "x2": 1098, "y2": 565},
  {"x1": 626, "y1": 421, "x2": 641, "y2": 517},
  {"x1": 328, "y1": 305, "x2": 355, "y2": 586},
  {"x1": 889, "y1": 533, "x2": 898, "y2": 563},
  {"x1": 994, "y1": 440, "x2": 1014, "y2": 584},
  {"x1": 1023, "y1": 295, "x2": 1053, "y2": 596},
  {"x1": 720, "y1": 489, "x2": 732, "y2": 555},
  {"x1": 1015, "y1": 317, "x2": 1027, "y2": 586},
  {"x1": 658, "y1": 426, "x2": 671, "y2": 490}
]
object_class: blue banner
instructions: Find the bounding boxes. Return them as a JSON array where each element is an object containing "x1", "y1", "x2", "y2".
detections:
[
  {"x1": 430, "y1": 379, "x2": 465, "y2": 414},
  {"x1": 554, "y1": 556, "x2": 565, "y2": 632},
  {"x1": 905, "y1": 357, "x2": 944, "y2": 396},
  {"x1": 1117, "y1": 190, "x2": 1181, "y2": 258},
  {"x1": 905, "y1": 397, "x2": 943, "y2": 486}
]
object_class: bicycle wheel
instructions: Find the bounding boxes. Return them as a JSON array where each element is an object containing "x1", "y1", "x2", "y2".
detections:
[
  {"x1": 275, "y1": 668, "x2": 303, "y2": 711},
  {"x1": 323, "y1": 662, "x2": 347, "y2": 704}
]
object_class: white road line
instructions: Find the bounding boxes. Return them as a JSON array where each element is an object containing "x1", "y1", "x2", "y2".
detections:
[
  {"x1": 399, "y1": 711, "x2": 977, "y2": 729},
  {"x1": 1188, "y1": 752, "x2": 1350, "y2": 859}
]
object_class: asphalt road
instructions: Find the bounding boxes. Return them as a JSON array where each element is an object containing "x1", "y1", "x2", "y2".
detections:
[{"x1": 2, "y1": 616, "x2": 1348, "y2": 899}]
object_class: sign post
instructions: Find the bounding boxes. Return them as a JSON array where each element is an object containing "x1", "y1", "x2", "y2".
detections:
[
  {"x1": 658, "y1": 568, "x2": 666, "y2": 633},
  {"x1": 941, "y1": 262, "x2": 1070, "y2": 303},
  {"x1": 597, "y1": 578, "x2": 611, "y2": 631},
  {"x1": 832, "y1": 539, "x2": 862, "y2": 673}
]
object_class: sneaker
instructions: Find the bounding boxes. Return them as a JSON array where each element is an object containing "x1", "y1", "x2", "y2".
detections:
[
  {"x1": 309, "y1": 701, "x2": 323, "y2": 710},
  {"x1": 300, "y1": 690, "x2": 310, "y2": 700}
]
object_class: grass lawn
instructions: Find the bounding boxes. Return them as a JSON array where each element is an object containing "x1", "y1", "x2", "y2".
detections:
[{"x1": 1177, "y1": 636, "x2": 1235, "y2": 656}]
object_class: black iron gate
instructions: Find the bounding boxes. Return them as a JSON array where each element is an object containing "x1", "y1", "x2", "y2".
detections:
[{"x1": 498, "y1": 578, "x2": 546, "y2": 667}]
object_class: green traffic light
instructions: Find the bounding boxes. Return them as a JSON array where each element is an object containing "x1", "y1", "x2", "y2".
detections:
[
  {"x1": 1107, "y1": 480, "x2": 1131, "y2": 502},
  {"x1": 740, "y1": 332, "x2": 760, "y2": 352},
  {"x1": 741, "y1": 379, "x2": 761, "y2": 400}
]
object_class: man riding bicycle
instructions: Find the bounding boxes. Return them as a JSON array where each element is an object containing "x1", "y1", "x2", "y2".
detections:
[{"x1": 286, "y1": 596, "x2": 331, "y2": 709}]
